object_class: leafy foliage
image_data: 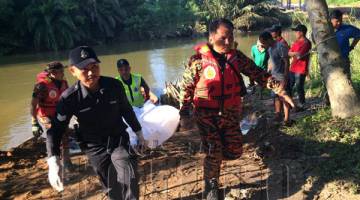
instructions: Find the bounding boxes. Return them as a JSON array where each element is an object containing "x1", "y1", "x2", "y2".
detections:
[
  {"x1": 124, "y1": 0, "x2": 195, "y2": 39},
  {"x1": 0, "y1": 0, "x2": 273, "y2": 53},
  {"x1": 20, "y1": 0, "x2": 81, "y2": 51},
  {"x1": 0, "y1": 0, "x2": 20, "y2": 54},
  {"x1": 326, "y1": 0, "x2": 360, "y2": 6}
]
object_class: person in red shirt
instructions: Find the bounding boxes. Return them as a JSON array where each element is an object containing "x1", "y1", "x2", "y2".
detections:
[
  {"x1": 269, "y1": 25, "x2": 290, "y2": 49},
  {"x1": 287, "y1": 24, "x2": 312, "y2": 110}
]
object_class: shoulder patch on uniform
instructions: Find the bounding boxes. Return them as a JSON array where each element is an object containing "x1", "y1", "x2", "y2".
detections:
[
  {"x1": 204, "y1": 66, "x2": 216, "y2": 79},
  {"x1": 49, "y1": 89, "x2": 58, "y2": 99}
]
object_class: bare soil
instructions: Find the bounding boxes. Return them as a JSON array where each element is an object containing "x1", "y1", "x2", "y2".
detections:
[{"x1": 1, "y1": 94, "x2": 359, "y2": 200}]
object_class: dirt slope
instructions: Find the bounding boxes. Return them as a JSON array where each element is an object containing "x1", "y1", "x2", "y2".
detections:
[{"x1": 1, "y1": 94, "x2": 359, "y2": 200}]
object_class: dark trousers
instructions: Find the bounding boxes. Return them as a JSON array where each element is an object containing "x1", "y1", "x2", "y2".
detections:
[
  {"x1": 84, "y1": 142, "x2": 139, "y2": 200},
  {"x1": 287, "y1": 72, "x2": 306, "y2": 104}
]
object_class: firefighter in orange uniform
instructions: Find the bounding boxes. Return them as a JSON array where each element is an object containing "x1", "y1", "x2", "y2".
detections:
[
  {"x1": 30, "y1": 61, "x2": 73, "y2": 167},
  {"x1": 179, "y1": 19, "x2": 294, "y2": 199}
]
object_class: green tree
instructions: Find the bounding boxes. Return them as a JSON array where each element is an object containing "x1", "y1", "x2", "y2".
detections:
[
  {"x1": 124, "y1": 0, "x2": 194, "y2": 39},
  {"x1": 21, "y1": 0, "x2": 81, "y2": 51},
  {"x1": 80, "y1": 0, "x2": 128, "y2": 39},
  {"x1": 189, "y1": 0, "x2": 266, "y2": 20},
  {"x1": 0, "y1": 0, "x2": 20, "y2": 54}
]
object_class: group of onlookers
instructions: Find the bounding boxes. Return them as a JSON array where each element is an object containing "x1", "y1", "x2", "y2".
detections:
[
  {"x1": 250, "y1": 23, "x2": 310, "y2": 126},
  {"x1": 249, "y1": 9, "x2": 359, "y2": 126}
]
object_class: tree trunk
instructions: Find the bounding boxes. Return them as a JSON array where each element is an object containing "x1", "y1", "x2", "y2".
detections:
[
  {"x1": 287, "y1": 0, "x2": 291, "y2": 9},
  {"x1": 306, "y1": 0, "x2": 360, "y2": 118}
]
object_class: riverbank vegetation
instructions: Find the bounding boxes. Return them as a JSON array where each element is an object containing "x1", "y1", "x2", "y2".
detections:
[
  {"x1": 0, "y1": 0, "x2": 291, "y2": 55},
  {"x1": 327, "y1": 0, "x2": 360, "y2": 6}
]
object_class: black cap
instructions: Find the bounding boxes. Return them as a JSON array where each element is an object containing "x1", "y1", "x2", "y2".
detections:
[
  {"x1": 330, "y1": 9, "x2": 343, "y2": 20},
  {"x1": 268, "y1": 25, "x2": 282, "y2": 33},
  {"x1": 69, "y1": 46, "x2": 101, "y2": 69},
  {"x1": 291, "y1": 24, "x2": 307, "y2": 34},
  {"x1": 117, "y1": 59, "x2": 130, "y2": 68},
  {"x1": 46, "y1": 61, "x2": 64, "y2": 71},
  {"x1": 259, "y1": 31, "x2": 273, "y2": 41}
]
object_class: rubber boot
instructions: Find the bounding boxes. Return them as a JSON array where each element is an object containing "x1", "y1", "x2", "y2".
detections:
[{"x1": 203, "y1": 178, "x2": 219, "y2": 200}]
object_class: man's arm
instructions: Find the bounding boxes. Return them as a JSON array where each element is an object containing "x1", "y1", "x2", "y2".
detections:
[
  {"x1": 30, "y1": 97, "x2": 39, "y2": 121},
  {"x1": 117, "y1": 81, "x2": 141, "y2": 132},
  {"x1": 45, "y1": 92, "x2": 73, "y2": 192},
  {"x1": 31, "y1": 83, "x2": 46, "y2": 121},
  {"x1": 288, "y1": 51, "x2": 299, "y2": 57},
  {"x1": 283, "y1": 57, "x2": 290, "y2": 82},
  {"x1": 281, "y1": 45, "x2": 290, "y2": 82},
  {"x1": 236, "y1": 51, "x2": 271, "y2": 87},
  {"x1": 179, "y1": 56, "x2": 200, "y2": 117},
  {"x1": 350, "y1": 39, "x2": 359, "y2": 51},
  {"x1": 46, "y1": 96, "x2": 72, "y2": 157},
  {"x1": 289, "y1": 40, "x2": 312, "y2": 59},
  {"x1": 30, "y1": 96, "x2": 44, "y2": 138},
  {"x1": 31, "y1": 83, "x2": 48, "y2": 137},
  {"x1": 236, "y1": 50, "x2": 295, "y2": 107},
  {"x1": 349, "y1": 25, "x2": 360, "y2": 51}
]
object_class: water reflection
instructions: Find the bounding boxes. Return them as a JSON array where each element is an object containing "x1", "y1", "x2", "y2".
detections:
[
  {"x1": 149, "y1": 49, "x2": 167, "y2": 90},
  {"x1": 5, "y1": 115, "x2": 31, "y2": 150}
]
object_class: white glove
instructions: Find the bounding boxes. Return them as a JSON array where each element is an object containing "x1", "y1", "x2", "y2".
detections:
[{"x1": 47, "y1": 156, "x2": 64, "y2": 192}]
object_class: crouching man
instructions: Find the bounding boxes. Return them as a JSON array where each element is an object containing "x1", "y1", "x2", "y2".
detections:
[{"x1": 46, "y1": 46, "x2": 146, "y2": 200}]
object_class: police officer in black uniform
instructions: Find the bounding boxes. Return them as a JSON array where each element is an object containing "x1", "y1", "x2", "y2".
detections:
[{"x1": 46, "y1": 46, "x2": 146, "y2": 200}]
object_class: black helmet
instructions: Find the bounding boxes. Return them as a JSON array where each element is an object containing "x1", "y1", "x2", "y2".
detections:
[{"x1": 117, "y1": 59, "x2": 130, "y2": 68}]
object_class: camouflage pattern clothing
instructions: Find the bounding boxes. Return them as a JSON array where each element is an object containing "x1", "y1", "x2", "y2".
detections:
[
  {"x1": 195, "y1": 107, "x2": 242, "y2": 179},
  {"x1": 179, "y1": 43, "x2": 283, "y2": 180}
]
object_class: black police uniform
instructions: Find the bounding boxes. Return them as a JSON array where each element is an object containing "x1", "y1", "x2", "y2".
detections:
[{"x1": 46, "y1": 76, "x2": 141, "y2": 200}]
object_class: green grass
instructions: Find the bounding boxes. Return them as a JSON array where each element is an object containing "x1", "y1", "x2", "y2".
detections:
[
  {"x1": 301, "y1": 56, "x2": 360, "y2": 192},
  {"x1": 305, "y1": 41, "x2": 360, "y2": 97},
  {"x1": 285, "y1": 0, "x2": 360, "y2": 6},
  {"x1": 284, "y1": 108, "x2": 360, "y2": 190},
  {"x1": 326, "y1": 0, "x2": 360, "y2": 6}
]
